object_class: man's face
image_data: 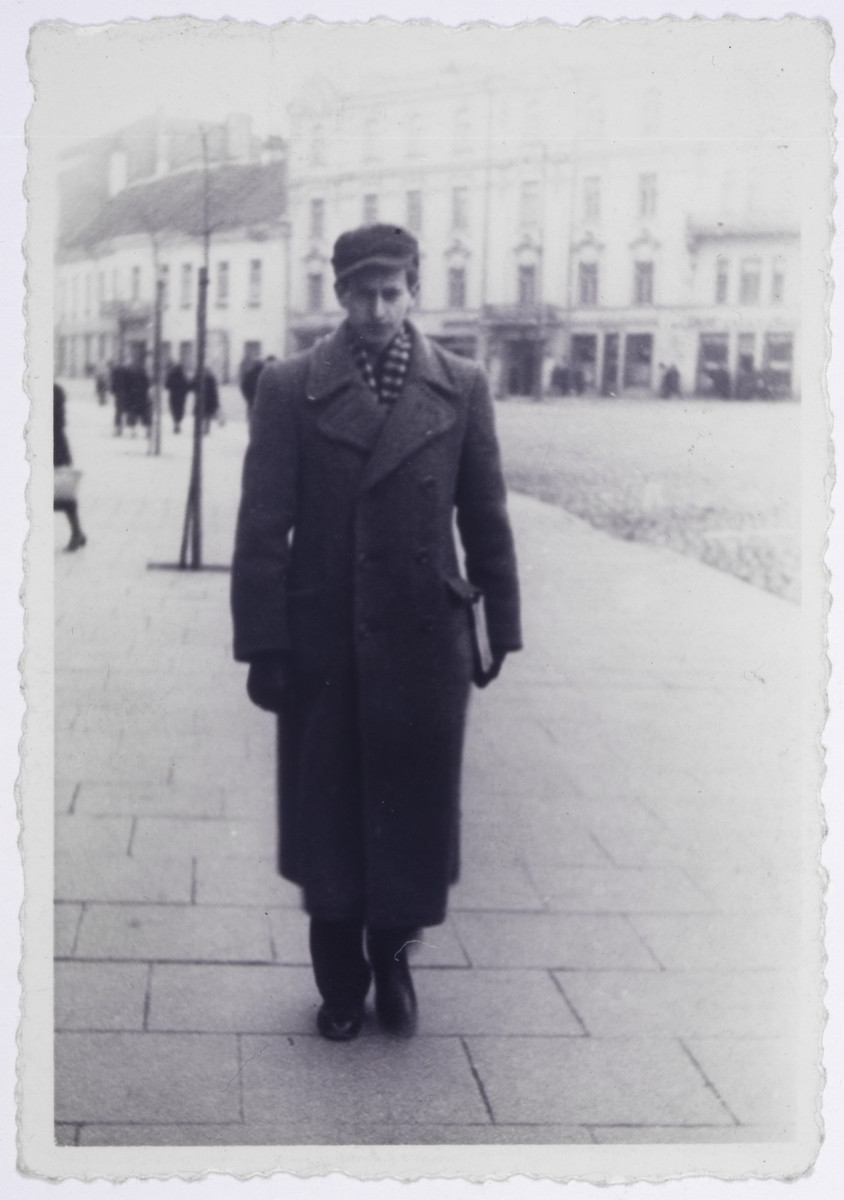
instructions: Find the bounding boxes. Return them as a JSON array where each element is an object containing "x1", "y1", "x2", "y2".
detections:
[{"x1": 336, "y1": 267, "x2": 417, "y2": 352}]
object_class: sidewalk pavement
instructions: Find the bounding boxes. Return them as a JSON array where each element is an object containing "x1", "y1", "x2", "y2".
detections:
[{"x1": 52, "y1": 380, "x2": 812, "y2": 1147}]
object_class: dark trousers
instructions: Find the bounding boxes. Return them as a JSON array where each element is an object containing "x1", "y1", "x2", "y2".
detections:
[
  {"x1": 309, "y1": 919, "x2": 418, "y2": 1009},
  {"x1": 54, "y1": 498, "x2": 82, "y2": 537}
]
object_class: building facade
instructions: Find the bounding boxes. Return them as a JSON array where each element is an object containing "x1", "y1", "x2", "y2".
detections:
[
  {"x1": 55, "y1": 116, "x2": 289, "y2": 384},
  {"x1": 286, "y1": 69, "x2": 801, "y2": 399}
]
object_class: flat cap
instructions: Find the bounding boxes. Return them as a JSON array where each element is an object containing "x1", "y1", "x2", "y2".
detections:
[{"x1": 332, "y1": 224, "x2": 419, "y2": 284}]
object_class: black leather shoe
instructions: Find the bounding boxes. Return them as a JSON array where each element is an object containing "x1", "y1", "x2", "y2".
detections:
[
  {"x1": 316, "y1": 1003, "x2": 364, "y2": 1041},
  {"x1": 373, "y1": 962, "x2": 418, "y2": 1037}
]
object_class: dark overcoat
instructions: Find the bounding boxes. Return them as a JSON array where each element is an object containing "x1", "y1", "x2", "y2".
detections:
[
  {"x1": 231, "y1": 323, "x2": 521, "y2": 928},
  {"x1": 165, "y1": 364, "x2": 191, "y2": 420}
]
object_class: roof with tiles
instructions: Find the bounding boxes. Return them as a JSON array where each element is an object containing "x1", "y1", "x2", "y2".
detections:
[{"x1": 59, "y1": 159, "x2": 287, "y2": 252}]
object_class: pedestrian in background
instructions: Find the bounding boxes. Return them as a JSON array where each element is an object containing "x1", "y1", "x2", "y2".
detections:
[
  {"x1": 193, "y1": 366, "x2": 220, "y2": 434},
  {"x1": 95, "y1": 363, "x2": 109, "y2": 407},
  {"x1": 110, "y1": 361, "x2": 129, "y2": 436},
  {"x1": 659, "y1": 363, "x2": 681, "y2": 398},
  {"x1": 238, "y1": 355, "x2": 264, "y2": 416},
  {"x1": 53, "y1": 383, "x2": 87, "y2": 552},
  {"x1": 124, "y1": 360, "x2": 151, "y2": 435},
  {"x1": 232, "y1": 224, "x2": 522, "y2": 1043},
  {"x1": 165, "y1": 360, "x2": 191, "y2": 434}
]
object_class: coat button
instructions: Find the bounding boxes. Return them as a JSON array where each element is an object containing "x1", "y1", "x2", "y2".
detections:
[
  {"x1": 420, "y1": 476, "x2": 436, "y2": 492},
  {"x1": 415, "y1": 548, "x2": 430, "y2": 564}
]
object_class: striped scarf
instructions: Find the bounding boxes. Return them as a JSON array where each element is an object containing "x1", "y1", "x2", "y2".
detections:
[{"x1": 348, "y1": 323, "x2": 413, "y2": 406}]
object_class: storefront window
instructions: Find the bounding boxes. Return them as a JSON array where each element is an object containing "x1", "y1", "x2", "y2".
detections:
[{"x1": 623, "y1": 333, "x2": 653, "y2": 388}]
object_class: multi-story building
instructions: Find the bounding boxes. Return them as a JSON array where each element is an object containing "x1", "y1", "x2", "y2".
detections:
[
  {"x1": 286, "y1": 68, "x2": 801, "y2": 398},
  {"x1": 55, "y1": 115, "x2": 289, "y2": 383}
]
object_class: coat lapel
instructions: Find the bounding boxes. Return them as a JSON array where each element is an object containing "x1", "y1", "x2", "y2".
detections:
[
  {"x1": 307, "y1": 326, "x2": 387, "y2": 454},
  {"x1": 360, "y1": 327, "x2": 459, "y2": 491}
]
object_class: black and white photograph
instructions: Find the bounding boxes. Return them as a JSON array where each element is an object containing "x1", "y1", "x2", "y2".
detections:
[{"x1": 10, "y1": 3, "x2": 841, "y2": 1189}]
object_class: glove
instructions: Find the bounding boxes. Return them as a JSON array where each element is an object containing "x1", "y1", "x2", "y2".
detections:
[
  {"x1": 247, "y1": 653, "x2": 294, "y2": 713},
  {"x1": 474, "y1": 646, "x2": 508, "y2": 689}
]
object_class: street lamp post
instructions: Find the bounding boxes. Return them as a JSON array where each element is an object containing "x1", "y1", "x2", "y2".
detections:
[
  {"x1": 178, "y1": 127, "x2": 213, "y2": 569},
  {"x1": 149, "y1": 273, "x2": 165, "y2": 456}
]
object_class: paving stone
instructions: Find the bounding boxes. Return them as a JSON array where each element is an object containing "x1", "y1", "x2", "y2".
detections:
[
  {"x1": 416, "y1": 968, "x2": 581, "y2": 1037},
  {"x1": 403, "y1": 919, "x2": 472, "y2": 968},
  {"x1": 75, "y1": 1121, "x2": 593, "y2": 1145},
  {"x1": 74, "y1": 904, "x2": 274, "y2": 962},
  {"x1": 684, "y1": 1038, "x2": 800, "y2": 1127},
  {"x1": 513, "y1": 820, "x2": 614, "y2": 867},
  {"x1": 580, "y1": 688, "x2": 796, "y2": 803},
  {"x1": 131, "y1": 817, "x2": 272, "y2": 860},
  {"x1": 588, "y1": 1124, "x2": 794, "y2": 1143},
  {"x1": 55, "y1": 962, "x2": 149, "y2": 1031},
  {"x1": 582, "y1": 808, "x2": 715, "y2": 868},
  {"x1": 360, "y1": 1123, "x2": 593, "y2": 1145},
  {"x1": 555, "y1": 969, "x2": 797, "y2": 1038},
  {"x1": 452, "y1": 911, "x2": 658, "y2": 969},
  {"x1": 55, "y1": 1033, "x2": 241, "y2": 1124},
  {"x1": 450, "y1": 861, "x2": 545, "y2": 911},
  {"x1": 265, "y1": 908, "x2": 471, "y2": 968},
  {"x1": 465, "y1": 1037, "x2": 734, "y2": 1127},
  {"x1": 74, "y1": 782, "x2": 226, "y2": 818},
  {"x1": 171, "y1": 756, "x2": 273, "y2": 797},
  {"x1": 223, "y1": 785, "x2": 283, "y2": 820},
  {"x1": 55, "y1": 814, "x2": 133, "y2": 858},
  {"x1": 558, "y1": 748, "x2": 703, "y2": 808},
  {"x1": 683, "y1": 858, "x2": 800, "y2": 913},
  {"x1": 239, "y1": 1034, "x2": 489, "y2": 1127},
  {"x1": 194, "y1": 856, "x2": 302, "y2": 907},
  {"x1": 148, "y1": 964, "x2": 319, "y2": 1033},
  {"x1": 629, "y1": 912, "x2": 798, "y2": 970},
  {"x1": 54, "y1": 1124, "x2": 80, "y2": 1147},
  {"x1": 55, "y1": 853, "x2": 192, "y2": 904},
  {"x1": 528, "y1": 865, "x2": 712, "y2": 913},
  {"x1": 54, "y1": 780, "x2": 78, "y2": 815},
  {"x1": 54, "y1": 903, "x2": 83, "y2": 957},
  {"x1": 56, "y1": 741, "x2": 169, "y2": 788}
]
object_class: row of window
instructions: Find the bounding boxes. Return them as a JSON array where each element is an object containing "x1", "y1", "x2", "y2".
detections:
[
  {"x1": 307, "y1": 174, "x2": 659, "y2": 240},
  {"x1": 305, "y1": 260, "x2": 642, "y2": 313},
  {"x1": 305, "y1": 91, "x2": 661, "y2": 170},
  {"x1": 581, "y1": 173, "x2": 657, "y2": 222},
  {"x1": 310, "y1": 189, "x2": 466, "y2": 238},
  {"x1": 576, "y1": 256, "x2": 789, "y2": 308},
  {"x1": 162, "y1": 260, "x2": 263, "y2": 309},
  {"x1": 305, "y1": 263, "x2": 504, "y2": 313},
  {"x1": 715, "y1": 255, "x2": 786, "y2": 306},
  {"x1": 58, "y1": 259, "x2": 265, "y2": 318},
  {"x1": 304, "y1": 253, "x2": 789, "y2": 314},
  {"x1": 577, "y1": 261, "x2": 654, "y2": 306}
]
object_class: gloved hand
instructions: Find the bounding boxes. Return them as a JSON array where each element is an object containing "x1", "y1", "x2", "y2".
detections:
[
  {"x1": 247, "y1": 653, "x2": 294, "y2": 713},
  {"x1": 474, "y1": 646, "x2": 508, "y2": 689}
]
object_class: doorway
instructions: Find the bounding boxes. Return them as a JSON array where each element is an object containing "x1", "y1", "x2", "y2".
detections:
[
  {"x1": 571, "y1": 334, "x2": 598, "y2": 394},
  {"x1": 602, "y1": 333, "x2": 620, "y2": 395},
  {"x1": 505, "y1": 340, "x2": 539, "y2": 396}
]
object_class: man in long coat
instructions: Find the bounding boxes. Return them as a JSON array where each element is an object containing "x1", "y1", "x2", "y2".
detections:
[
  {"x1": 164, "y1": 360, "x2": 191, "y2": 433},
  {"x1": 231, "y1": 225, "x2": 521, "y2": 1041}
]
